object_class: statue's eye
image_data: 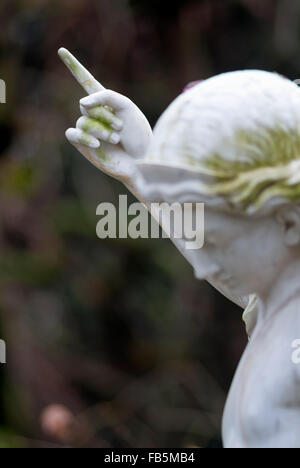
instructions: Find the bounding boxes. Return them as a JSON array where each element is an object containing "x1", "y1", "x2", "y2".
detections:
[
  {"x1": 205, "y1": 238, "x2": 216, "y2": 247},
  {"x1": 205, "y1": 232, "x2": 223, "y2": 247}
]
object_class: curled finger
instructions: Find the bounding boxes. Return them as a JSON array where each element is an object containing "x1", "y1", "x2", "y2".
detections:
[
  {"x1": 80, "y1": 104, "x2": 123, "y2": 131},
  {"x1": 65, "y1": 128, "x2": 100, "y2": 149},
  {"x1": 77, "y1": 116, "x2": 121, "y2": 144}
]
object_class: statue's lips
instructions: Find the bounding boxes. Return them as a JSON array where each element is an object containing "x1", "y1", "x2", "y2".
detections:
[{"x1": 211, "y1": 271, "x2": 238, "y2": 290}]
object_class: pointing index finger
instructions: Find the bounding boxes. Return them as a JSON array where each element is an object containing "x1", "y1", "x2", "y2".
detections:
[{"x1": 58, "y1": 48, "x2": 105, "y2": 95}]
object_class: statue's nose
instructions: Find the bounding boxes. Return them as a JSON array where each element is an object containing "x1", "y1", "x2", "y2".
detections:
[
  {"x1": 194, "y1": 259, "x2": 220, "y2": 280},
  {"x1": 179, "y1": 244, "x2": 220, "y2": 280}
]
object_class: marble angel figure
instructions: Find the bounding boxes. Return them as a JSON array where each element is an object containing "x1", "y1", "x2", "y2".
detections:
[{"x1": 59, "y1": 48, "x2": 300, "y2": 448}]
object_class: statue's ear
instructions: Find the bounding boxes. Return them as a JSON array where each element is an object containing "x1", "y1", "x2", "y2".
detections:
[{"x1": 277, "y1": 207, "x2": 300, "y2": 246}]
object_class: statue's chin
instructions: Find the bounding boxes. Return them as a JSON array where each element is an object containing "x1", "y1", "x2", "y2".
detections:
[{"x1": 207, "y1": 276, "x2": 249, "y2": 310}]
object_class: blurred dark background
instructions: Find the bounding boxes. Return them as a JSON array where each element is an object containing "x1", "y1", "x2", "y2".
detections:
[{"x1": 0, "y1": 0, "x2": 296, "y2": 448}]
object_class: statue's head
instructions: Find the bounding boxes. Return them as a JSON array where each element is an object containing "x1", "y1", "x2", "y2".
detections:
[{"x1": 137, "y1": 70, "x2": 300, "y2": 329}]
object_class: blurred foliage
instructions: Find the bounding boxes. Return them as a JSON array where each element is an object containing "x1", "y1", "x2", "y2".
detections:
[{"x1": 0, "y1": 0, "x2": 296, "y2": 448}]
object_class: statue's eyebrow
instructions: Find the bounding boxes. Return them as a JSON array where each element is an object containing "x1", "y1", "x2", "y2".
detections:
[{"x1": 203, "y1": 230, "x2": 220, "y2": 242}]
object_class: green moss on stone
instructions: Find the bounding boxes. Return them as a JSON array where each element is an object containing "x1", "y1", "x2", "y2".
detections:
[{"x1": 200, "y1": 125, "x2": 300, "y2": 212}]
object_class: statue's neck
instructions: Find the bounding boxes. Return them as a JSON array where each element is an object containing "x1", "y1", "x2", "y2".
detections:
[{"x1": 259, "y1": 259, "x2": 300, "y2": 324}]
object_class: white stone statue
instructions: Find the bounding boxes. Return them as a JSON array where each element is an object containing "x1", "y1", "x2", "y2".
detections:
[{"x1": 59, "y1": 48, "x2": 300, "y2": 448}]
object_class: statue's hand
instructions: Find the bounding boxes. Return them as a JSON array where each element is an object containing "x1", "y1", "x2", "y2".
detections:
[
  {"x1": 66, "y1": 89, "x2": 152, "y2": 182},
  {"x1": 59, "y1": 48, "x2": 152, "y2": 181}
]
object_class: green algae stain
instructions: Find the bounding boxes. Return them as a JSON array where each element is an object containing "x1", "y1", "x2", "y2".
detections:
[
  {"x1": 199, "y1": 125, "x2": 300, "y2": 213},
  {"x1": 81, "y1": 117, "x2": 112, "y2": 136}
]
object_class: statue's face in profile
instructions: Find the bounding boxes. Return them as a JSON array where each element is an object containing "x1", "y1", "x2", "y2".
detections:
[
  {"x1": 138, "y1": 70, "x2": 300, "y2": 306},
  {"x1": 184, "y1": 207, "x2": 294, "y2": 299}
]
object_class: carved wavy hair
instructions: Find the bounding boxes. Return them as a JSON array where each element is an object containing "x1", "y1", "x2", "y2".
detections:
[
  {"x1": 138, "y1": 124, "x2": 300, "y2": 216},
  {"x1": 199, "y1": 125, "x2": 300, "y2": 214}
]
